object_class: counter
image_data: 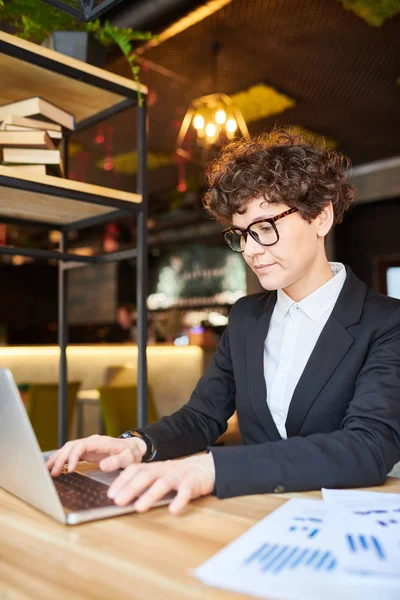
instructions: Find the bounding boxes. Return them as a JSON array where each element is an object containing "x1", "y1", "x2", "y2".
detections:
[{"x1": 0, "y1": 344, "x2": 215, "y2": 418}]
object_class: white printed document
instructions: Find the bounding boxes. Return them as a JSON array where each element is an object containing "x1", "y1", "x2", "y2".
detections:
[
  {"x1": 193, "y1": 497, "x2": 400, "y2": 600},
  {"x1": 322, "y1": 488, "x2": 400, "y2": 511},
  {"x1": 322, "y1": 488, "x2": 400, "y2": 579}
]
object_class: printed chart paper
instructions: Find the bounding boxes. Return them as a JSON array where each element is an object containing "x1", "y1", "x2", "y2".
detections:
[
  {"x1": 194, "y1": 498, "x2": 400, "y2": 600},
  {"x1": 322, "y1": 488, "x2": 400, "y2": 578}
]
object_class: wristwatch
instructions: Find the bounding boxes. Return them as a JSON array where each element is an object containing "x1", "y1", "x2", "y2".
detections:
[{"x1": 119, "y1": 429, "x2": 157, "y2": 462}]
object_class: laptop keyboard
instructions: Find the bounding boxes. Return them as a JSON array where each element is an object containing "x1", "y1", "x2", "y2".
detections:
[{"x1": 53, "y1": 471, "x2": 119, "y2": 512}]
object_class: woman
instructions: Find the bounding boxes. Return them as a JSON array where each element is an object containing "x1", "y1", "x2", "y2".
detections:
[{"x1": 47, "y1": 131, "x2": 400, "y2": 514}]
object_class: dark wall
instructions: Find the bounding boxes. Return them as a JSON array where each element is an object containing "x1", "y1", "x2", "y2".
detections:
[
  {"x1": 335, "y1": 198, "x2": 400, "y2": 290},
  {"x1": 117, "y1": 255, "x2": 159, "y2": 306},
  {"x1": 1, "y1": 258, "x2": 158, "y2": 344},
  {"x1": 0, "y1": 263, "x2": 58, "y2": 344}
]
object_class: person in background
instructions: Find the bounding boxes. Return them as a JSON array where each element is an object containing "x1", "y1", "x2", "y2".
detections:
[
  {"x1": 112, "y1": 303, "x2": 137, "y2": 343},
  {"x1": 47, "y1": 130, "x2": 400, "y2": 515}
]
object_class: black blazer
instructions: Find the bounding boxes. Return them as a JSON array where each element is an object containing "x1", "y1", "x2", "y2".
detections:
[{"x1": 142, "y1": 266, "x2": 400, "y2": 498}]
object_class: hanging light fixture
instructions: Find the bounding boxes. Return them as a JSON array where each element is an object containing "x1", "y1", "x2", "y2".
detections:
[
  {"x1": 176, "y1": 92, "x2": 248, "y2": 159},
  {"x1": 176, "y1": 41, "x2": 249, "y2": 161},
  {"x1": 40, "y1": 0, "x2": 124, "y2": 22}
]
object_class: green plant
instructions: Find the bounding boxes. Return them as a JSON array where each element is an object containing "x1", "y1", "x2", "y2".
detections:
[
  {"x1": 85, "y1": 19, "x2": 154, "y2": 105},
  {"x1": 339, "y1": 0, "x2": 400, "y2": 27},
  {"x1": 339, "y1": 1, "x2": 400, "y2": 85},
  {"x1": 0, "y1": 0, "x2": 155, "y2": 105},
  {"x1": 0, "y1": 0, "x2": 76, "y2": 41}
]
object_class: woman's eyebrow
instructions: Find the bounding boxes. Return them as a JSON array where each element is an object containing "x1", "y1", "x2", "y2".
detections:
[
  {"x1": 231, "y1": 215, "x2": 274, "y2": 229},
  {"x1": 248, "y1": 214, "x2": 275, "y2": 223}
]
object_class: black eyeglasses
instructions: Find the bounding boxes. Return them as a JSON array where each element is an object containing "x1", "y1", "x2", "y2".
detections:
[{"x1": 222, "y1": 207, "x2": 298, "y2": 252}]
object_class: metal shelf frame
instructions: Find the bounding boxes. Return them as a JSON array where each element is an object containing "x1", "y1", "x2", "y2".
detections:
[{"x1": 0, "y1": 36, "x2": 149, "y2": 446}]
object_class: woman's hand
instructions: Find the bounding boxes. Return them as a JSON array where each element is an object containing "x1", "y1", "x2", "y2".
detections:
[
  {"x1": 46, "y1": 434, "x2": 147, "y2": 476},
  {"x1": 107, "y1": 453, "x2": 216, "y2": 515}
]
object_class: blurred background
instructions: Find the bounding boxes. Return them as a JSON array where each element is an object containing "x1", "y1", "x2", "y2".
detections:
[{"x1": 0, "y1": 0, "x2": 399, "y2": 348}]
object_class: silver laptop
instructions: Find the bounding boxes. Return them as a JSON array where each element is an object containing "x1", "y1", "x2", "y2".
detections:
[{"x1": 0, "y1": 368, "x2": 173, "y2": 525}]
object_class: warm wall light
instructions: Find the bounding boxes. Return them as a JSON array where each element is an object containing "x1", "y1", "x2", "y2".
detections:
[
  {"x1": 176, "y1": 92, "x2": 249, "y2": 161},
  {"x1": 49, "y1": 230, "x2": 61, "y2": 244}
]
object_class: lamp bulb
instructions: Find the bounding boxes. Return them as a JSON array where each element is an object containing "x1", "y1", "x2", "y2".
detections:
[
  {"x1": 205, "y1": 123, "x2": 217, "y2": 137},
  {"x1": 193, "y1": 114, "x2": 205, "y2": 130},
  {"x1": 215, "y1": 109, "x2": 227, "y2": 124},
  {"x1": 226, "y1": 118, "x2": 237, "y2": 133}
]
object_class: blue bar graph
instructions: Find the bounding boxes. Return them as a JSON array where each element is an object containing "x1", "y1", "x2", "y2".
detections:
[
  {"x1": 243, "y1": 542, "x2": 268, "y2": 565},
  {"x1": 327, "y1": 558, "x2": 337, "y2": 571},
  {"x1": 260, "y1": 544, "x2": 279, "y2": 562},
  {"x1": 314, "y1": 551, "x2": 330, "y2": 570},
  {"x1": 272, "y1": 547, "x2": 300, "y2": 574},
  {"x1": 371, "y1": 536, "x2": 386, "y2": 560},
  {"x1": 291, "y1": 549, "x2": 310, "y2": 568},
  {"x1": 346, "y1": 534, "x2": 357, "y2": 553},
  {"x1": 345, "y1": 533, "x2": 386, "y2": 560},
  {"x1": 306, "y1": 549, "x2": 321, "y2": 566},
  {"x1": 243, "y1": 543, "x2": 337, "y2": 575},
  {"x1": 261, "y1": 546, "x2": 289, "y2": 572}
]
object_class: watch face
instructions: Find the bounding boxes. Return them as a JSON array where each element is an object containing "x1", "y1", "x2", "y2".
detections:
[{"x1": 120, "y1": 430, "x2": 135, "y2": 438}]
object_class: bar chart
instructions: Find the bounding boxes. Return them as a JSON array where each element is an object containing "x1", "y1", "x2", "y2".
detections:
[
  {"x1": 346, "y1": 534, "x2": 386, "y2": 560},
  {"x1": 243, "y1": 542, "x2": 337, "y2": 574}
]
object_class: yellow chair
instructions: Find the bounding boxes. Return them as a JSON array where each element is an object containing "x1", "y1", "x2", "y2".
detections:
[
  {"x1": 26, "y1": 382, "x2": 81, "y2": 451},
  {"x1": 97, "y1": 385, "x2": 157, "y2": 438}
]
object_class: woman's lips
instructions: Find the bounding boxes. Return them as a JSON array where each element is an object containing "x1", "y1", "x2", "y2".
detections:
[{"x1": 254, "y1": 263, "x2": 276, "y2": 273}]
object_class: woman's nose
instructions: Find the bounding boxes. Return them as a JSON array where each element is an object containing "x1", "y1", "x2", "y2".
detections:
[{"x1": 243, "y1": 234, "x2": 265, "y2": 257}]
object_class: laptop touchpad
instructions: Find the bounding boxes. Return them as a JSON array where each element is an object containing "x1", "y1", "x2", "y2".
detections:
[{"x1": 82, "y1": 467, "x2": 121, "y2": 486}]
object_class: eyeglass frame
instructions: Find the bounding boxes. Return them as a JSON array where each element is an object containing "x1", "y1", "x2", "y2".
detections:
[{"x1": 222, "y1": 207, "x2": 299, "y2": 252}]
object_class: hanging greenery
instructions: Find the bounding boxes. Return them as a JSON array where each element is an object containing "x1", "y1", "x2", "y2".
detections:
[
  {"x1": 96, "y1": 151, "x2": 172, "y2": 175},
  {"x1": 85, "y1": 20, "x2": 155, "y2": 105},
  {"x1": 286, "y1": 126, "x2": 338, "y2": 150},
  {"x1": 0, "y1": 0, "x2": 76, "y2": 41},
  {"x1": 339, "y1": 0, "x2": 400, "y2": 27},
  {"x1": 232, "y1": 84, "x2": 295, "y2": 124}
]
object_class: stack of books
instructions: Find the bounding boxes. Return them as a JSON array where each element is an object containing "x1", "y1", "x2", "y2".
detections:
[{"x1": 0, "y1": 97, "x2": 75, "y2": 177}]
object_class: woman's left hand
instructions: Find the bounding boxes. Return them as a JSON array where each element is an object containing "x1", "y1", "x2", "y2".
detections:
[{"x1": 107, "y1": 453, "x2": 216, "y2": 514}]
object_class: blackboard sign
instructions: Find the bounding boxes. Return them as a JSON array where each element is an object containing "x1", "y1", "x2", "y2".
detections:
[
  {"x1": 148, "y1": 244, "x2": 246, "y2": 309},
  {"x1": 68, "y1": 262, "x2": 117, "y2": 325}
]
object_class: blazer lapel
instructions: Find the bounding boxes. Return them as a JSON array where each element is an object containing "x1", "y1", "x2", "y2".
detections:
[
  {"x1": 285, "y1": 266, "x2": 367, "y2": 437},
  {"x1": 246, "y1": 291, "x2": 282, "y2": 441}
]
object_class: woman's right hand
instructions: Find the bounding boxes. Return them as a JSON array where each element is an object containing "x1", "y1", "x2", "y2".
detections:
[{"x1": 46, "y1": 434, "x2": 147, "y2": 476}]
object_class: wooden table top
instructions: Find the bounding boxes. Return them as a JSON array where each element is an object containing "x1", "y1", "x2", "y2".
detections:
[{"x1": 1, "y1": 475, "x2": 399, "y2": 600}]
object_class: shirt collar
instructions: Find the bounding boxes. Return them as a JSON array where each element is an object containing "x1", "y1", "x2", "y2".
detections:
[{"x1": 275, "y1": 262, "x2": 347, "y2": 323}]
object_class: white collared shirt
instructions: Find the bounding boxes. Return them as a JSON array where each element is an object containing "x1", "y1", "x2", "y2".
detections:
[{"x1": 264, "y1": 262, "x2": 347, "y2": 438}]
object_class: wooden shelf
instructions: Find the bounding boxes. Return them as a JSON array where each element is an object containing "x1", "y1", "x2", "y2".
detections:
[
  {"x1": 0, "y1": 166, "x2": 142, "y2": 225},
  {"x1": 0, "y1": 32, "x2": 148, "y2": 125},
  {"x1": 0, "y1": 34, "x2": 148, "y2": 444}
]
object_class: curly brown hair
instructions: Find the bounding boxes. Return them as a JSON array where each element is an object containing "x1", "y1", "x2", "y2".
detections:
[{"x1": 203, "y1": 129, "x2": 355, "y2": 225}]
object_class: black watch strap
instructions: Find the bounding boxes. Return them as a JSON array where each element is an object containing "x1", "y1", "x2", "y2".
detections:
[{"x1": 119, "y1": 429, "x2": 157, "y2": 462}]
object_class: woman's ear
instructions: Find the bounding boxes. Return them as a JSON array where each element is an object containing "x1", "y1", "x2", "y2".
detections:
[{"x1": 316, "y1": 202, "x2": 334, "y2": 238}]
